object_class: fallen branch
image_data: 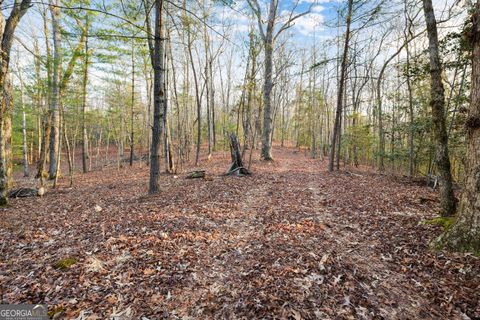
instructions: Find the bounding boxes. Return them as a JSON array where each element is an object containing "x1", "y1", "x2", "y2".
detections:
[{"x1": 8, "y1": 187, "x2": 45, "y2": 198}]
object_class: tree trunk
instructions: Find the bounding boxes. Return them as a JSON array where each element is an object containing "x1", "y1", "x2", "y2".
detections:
[
  {"x1": 261, "y1": 41, "x2": 274, "y2": 160},
  {"x1": 130, "y1": 40, "x2": 135, "y2": 167},
  {"x1": 82, "y1": 21, "x2": 89, "y2": 173},
  {"x1": 226, "y1": 133, "x2": 250, "y2": 176},
  {"x1": 260, "y1": 0, "x2": 277, "y2": 161},
  {"x1": 20, "y1": 79, "x2": 28, "y2": 177},
  {"x1": 149, "y1": 0, "x2": 165, "y2": 194},
  {"x1": 62, "y1": 113, "x2": 74, "y2": 186},
  {"x1": 423, "y1": 0, "x2": 456, "y2": 217},
  {"x1": 329, "y1": 0, "x2": 353, "y2": 172},
  {"x1": 244, "y1": 29, "x2": 256, "y2": 153},
  {"x1": 0, "y1": 112, "x2": 8, "y2": 206},
  {"x1": 0, "y1": 0, "x2": 32, "y2": 204},
  {"x1": 48, "y1": 1, "x2": 61, "y2": 180},
  {"x1": 203, "y1": 21, "x2": 212, "y2": 159},
  {"x1": 187, "y1": 24, "x2": 202, "y2": 167},
  {"x1": 405, "y1": 30, "x2": 415, "y2": 177},
  {"x1": 434, "y1": 1, "x2": 480, "y2": 253}
]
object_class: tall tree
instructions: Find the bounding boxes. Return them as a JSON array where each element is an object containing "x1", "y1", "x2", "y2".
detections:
[
  {"x1": 248, "y1": 0, "x2": 309, "y2": 160},
  {"x1": 0, "y1": 0, "x2": 32, "y2": 205},
  {"x1": 435, "y1": 0, "x2": 480, "y2": 253},
  {"x1": 329, "y1": 0, "x2": 353, "y2": 172},
  {"x1": 48, "y1": 0, "x2": 62, "y2": 179},
  {"x1": 82, "y1": 16, "x2": 90, "y2": 173},
  {"x1": 129, "y1": 38, "x2": 135, "y2": 167},
  {"x1": 149, "y1": 0, "x2": 165, "y2": 193},
  {"x1": 422, "y1": 0, "x2": 456, "y2": 217}
]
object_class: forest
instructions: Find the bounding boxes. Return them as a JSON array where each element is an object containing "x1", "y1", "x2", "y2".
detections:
[{"x1": 0, "y1": 0, "x2": 479, "y2": 318}]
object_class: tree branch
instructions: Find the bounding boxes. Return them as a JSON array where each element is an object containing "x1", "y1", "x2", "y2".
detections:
[{"x1": 246, "y1": 0, "x2": 266, "y2": 41}]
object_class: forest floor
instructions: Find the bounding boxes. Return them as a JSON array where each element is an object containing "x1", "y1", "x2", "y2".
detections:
[{"x1": 1, "y1": 146, "x2": 479, "y2": 319}]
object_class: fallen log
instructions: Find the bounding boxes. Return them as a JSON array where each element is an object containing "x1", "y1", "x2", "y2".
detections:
[
  {"x1": 8, "y1": 187, "x2": 45, "y2": 198},
  {"x1": 186, "y1": 170, "x2": 206, "y2": 179}
]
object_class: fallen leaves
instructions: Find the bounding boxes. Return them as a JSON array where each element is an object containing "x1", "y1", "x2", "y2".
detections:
[{"x1": 0, "y1": 147, "x2": 479, "y2": 319}]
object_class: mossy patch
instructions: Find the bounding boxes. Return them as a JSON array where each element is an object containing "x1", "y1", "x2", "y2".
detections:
[
  {"x1": 422, "y1": 217, "x2": 455, "y2": 230},
  {"x1": 431, "y1": 224, "x2": 480, "y2": 256},
  {"x1": 53, "y1": 257, "x2": 77, "y2": 270},
  {"x1": 48, "y1": 307, "x2": 66, "y2": 318}
]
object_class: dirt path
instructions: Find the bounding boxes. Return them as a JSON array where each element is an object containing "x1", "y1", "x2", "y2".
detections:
[{"x1": 1, "y1": 147, "x2": 479, "y2": 319}]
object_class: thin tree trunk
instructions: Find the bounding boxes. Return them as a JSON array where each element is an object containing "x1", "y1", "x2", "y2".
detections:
[
  {"x1": 53, "y1": 101, "x2": 64, "y2": 188},
  {"x1": 48, "y1": 1, "x2": 61, "y2": 179},
  {"x1": 404, "y1": 9, "x2": 415, "y2": 177},
  {"x1": 82, "y1": 20, "x2": 89, "y2": 173},
  {"x1": 62, "y1": 113, "x2": 73, "y2": 186},
  {"x1": 130, "y1": 40, "x2": 135, "y2": 166},
  {"x1": 20, "y1": 78, "x2": 28, "y2": 177},
  {"x1": 187, "y1": 23, "x2": 202, "y2": 166},
  {"x1": 329, "y1": 0, "x2": 353, "y2": 172}
]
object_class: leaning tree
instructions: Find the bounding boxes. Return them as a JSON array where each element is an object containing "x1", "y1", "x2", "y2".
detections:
[{"x1": 0, "y1": 0, "x2": 33, "y2": 205}]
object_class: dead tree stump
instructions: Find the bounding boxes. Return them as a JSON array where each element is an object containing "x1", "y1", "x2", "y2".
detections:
[{"x1": 226, "y1": 133, "x2": 250, "y2": 176}]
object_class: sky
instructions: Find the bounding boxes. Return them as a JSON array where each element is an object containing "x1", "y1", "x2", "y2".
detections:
[
  {"x1": 211, "y1": 0, "x2": 342, "y2": 44},
  {"x1": 4, "y1": 0, "x2": 468, "y2": 111}
]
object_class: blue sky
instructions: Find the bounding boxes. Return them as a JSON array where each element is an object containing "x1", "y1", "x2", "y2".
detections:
[{"x1": 211, "y1": 0, "x2": 343, "y2": 43}]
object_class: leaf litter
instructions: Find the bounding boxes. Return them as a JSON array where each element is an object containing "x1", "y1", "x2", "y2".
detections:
[{"x1": 0, "y1": 147, "x2": 478, "y2": 319}]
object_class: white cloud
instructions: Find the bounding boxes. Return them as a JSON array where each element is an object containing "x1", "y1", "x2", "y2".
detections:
[{"x1": 286, "y1": 6, "x2": 326, "y2": 36}]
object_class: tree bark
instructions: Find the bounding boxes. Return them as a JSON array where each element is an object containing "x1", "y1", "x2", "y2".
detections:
[
  {"x1": 48, "y1": 0, "x2": 61, "y2": 180},
  {"x1": 130, "y1": 39, "x2": 135, "y2": 167},
  {"x1": 434, "y1": 0, "x2": 480, "y2": 253},
  {"x1": 423, "y1": 0, "x2": 456, "y2": 217},
  {"x1": 82, "y1": 19, "x2": 89, "y2": 173},
  {"x1": 226, "y1": 133, "x2": 250, "y2": 176},
  {"x1": 0, "y1": 0, "x2": 32, "y2": 204},
  {"x1": 329, "y1": 0, "x2": 353, "y2": 172},
  {"x1": 149, "y1": 0, "x2": 165, "y2": 193},
  {"x1": 404, "y1": 4, "x2": 415, "y2": 177},
  {"x1": 260, "y1": 0, "x2": 276, "y2": 161},
  {"x1": 187, "y1": 22, "x2": 201, "y2": 167},
  {"x1": 19, "y1": 77, "x2": 28, "y2": 177}
]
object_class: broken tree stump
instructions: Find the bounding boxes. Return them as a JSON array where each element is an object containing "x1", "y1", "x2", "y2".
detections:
[{"x1": 226, "y1": 133, "x2": 251, "y2": 176}]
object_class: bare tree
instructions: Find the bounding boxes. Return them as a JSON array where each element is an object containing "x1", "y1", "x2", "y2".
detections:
[
  {"x1": 247, "y1": 0, "x2": 310, "y2": 160},
  {"x1": 329, "y1": 0, "x2": 353, "y2": 172}
]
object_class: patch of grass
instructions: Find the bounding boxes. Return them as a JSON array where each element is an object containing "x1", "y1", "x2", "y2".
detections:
[
  {"x1": 53, "y1": 257, "x2": 77, "y2": 270},
  {"x1": 422, "y1": 217, "x2": 455, "y2": 230}
]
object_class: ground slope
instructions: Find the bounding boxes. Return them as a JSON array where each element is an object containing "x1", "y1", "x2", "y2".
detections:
[{"x1": 1, "y1": 147, "x2": 479, "y2": 319}]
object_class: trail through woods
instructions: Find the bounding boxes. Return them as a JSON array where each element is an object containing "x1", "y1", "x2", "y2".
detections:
[{"x1": 1, "y1": 147, "x2": 479, "y2": 319}]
